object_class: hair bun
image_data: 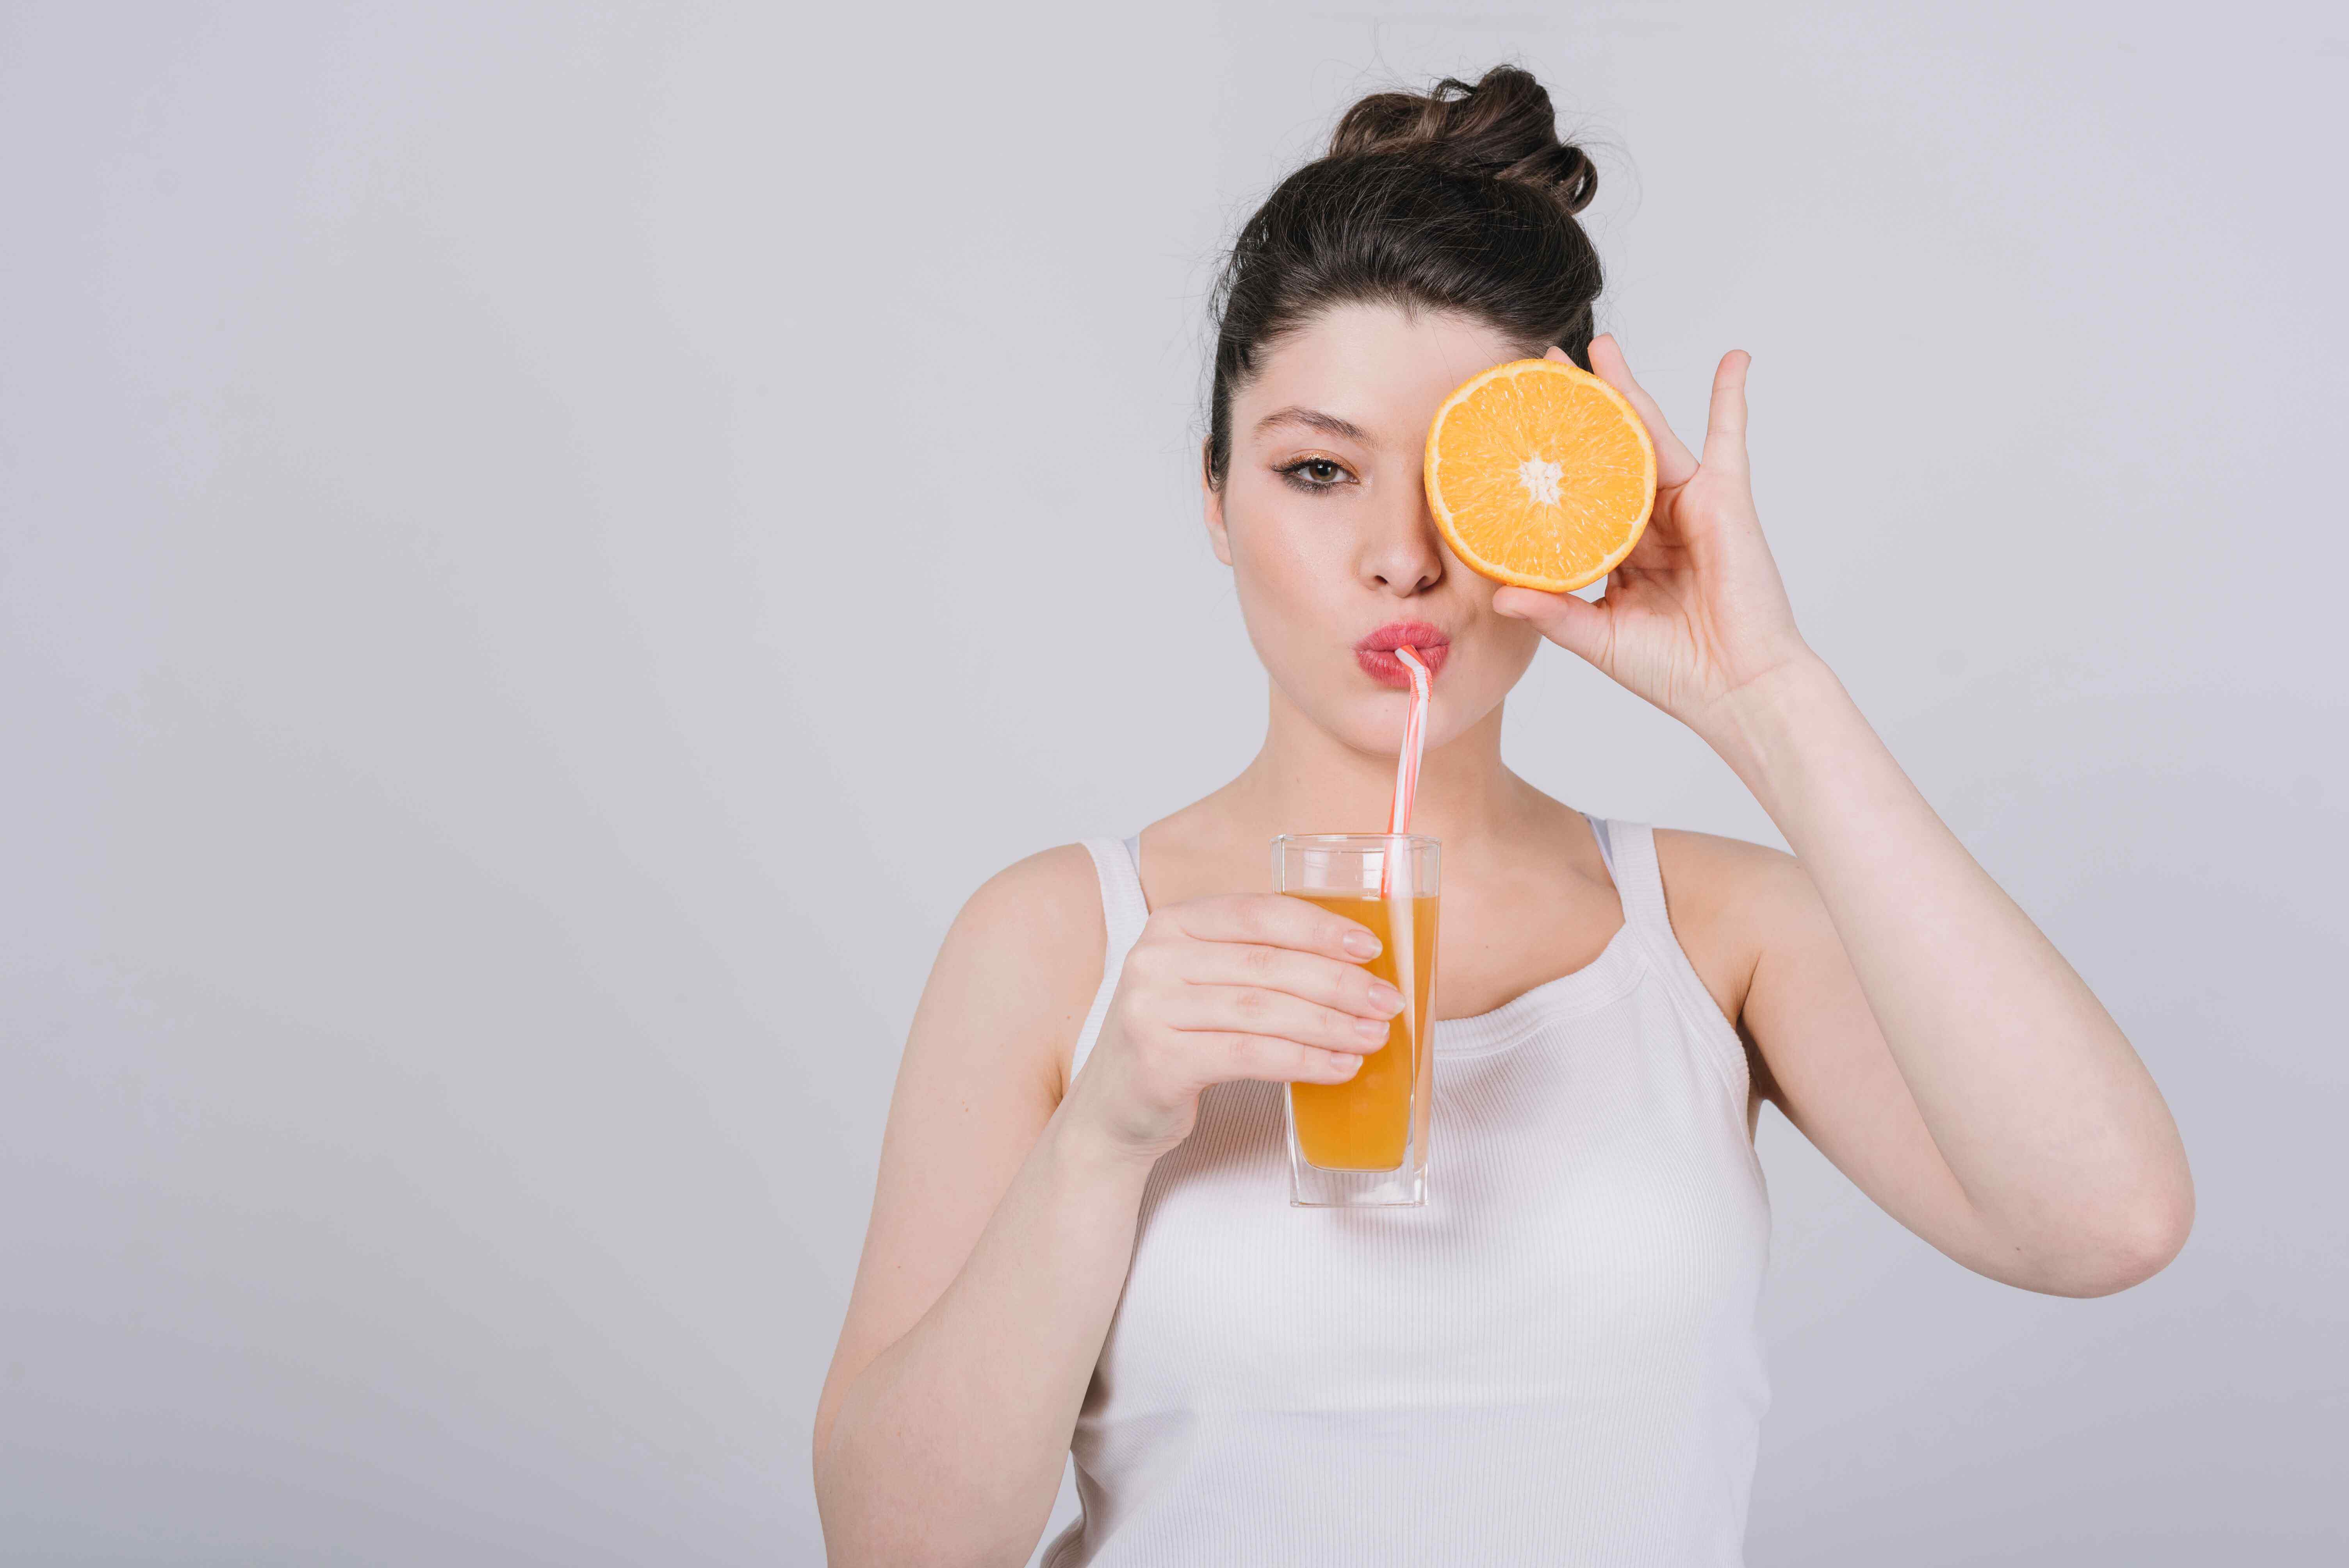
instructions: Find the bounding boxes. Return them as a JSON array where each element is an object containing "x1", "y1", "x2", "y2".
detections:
[{"x1": 1328, "y1": 65, "x2": 1596, "y2": 215}]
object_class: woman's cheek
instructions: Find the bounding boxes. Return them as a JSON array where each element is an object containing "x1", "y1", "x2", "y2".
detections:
[
  {"x1": 1235, "y1": 549, "x2": 1344, "y2": 709},
  {"x1": 1236, "y1": 530, "x2": 1320, "y2": 636}
]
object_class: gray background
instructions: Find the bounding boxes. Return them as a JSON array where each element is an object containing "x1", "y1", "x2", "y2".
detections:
[{"x1": 4, "y1": 2, "x2": 2342, "y2": 1562}]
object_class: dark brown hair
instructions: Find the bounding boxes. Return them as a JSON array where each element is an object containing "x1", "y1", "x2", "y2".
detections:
[{"x1": 1203, "y1": 65, "x2": 1604, "y2": 490}]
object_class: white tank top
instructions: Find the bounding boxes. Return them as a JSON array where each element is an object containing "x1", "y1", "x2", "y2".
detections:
[{"x1": 1039, "y1": 816, "x2": 1771, "y2": 1567}]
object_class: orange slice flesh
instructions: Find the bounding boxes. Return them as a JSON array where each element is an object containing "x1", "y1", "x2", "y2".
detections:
[{"x1": 1424, "y1": 358, "x2": 1657, "y2": 593}]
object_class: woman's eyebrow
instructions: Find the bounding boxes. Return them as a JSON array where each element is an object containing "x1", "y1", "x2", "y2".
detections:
[{"x1": 1253, "y1": 406, "x2": 1374, "y2": 444}]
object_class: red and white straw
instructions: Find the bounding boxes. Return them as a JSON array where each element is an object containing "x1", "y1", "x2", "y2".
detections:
[{"x1": 1380, "y1": 645, "x2": 1433, "y2": 898}]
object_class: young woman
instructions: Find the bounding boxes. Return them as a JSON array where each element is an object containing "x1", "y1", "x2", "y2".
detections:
[{"x1": 811, "y1": 65, "x2": 2192, "y2": 1567}]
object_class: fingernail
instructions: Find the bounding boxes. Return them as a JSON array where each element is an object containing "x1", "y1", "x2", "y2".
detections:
[
  {"x1": 1343, "y1": 931, "x2": 1381, "y2": 959},
  {"x1": 1354, "y1": 1017, "x2": 1391, "y2": 1042},
  {"x1": 1368, "y1": 982, "x2": 1403, "y2": 1014}
]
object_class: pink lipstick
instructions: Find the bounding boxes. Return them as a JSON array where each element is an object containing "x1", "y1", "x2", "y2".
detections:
[{"x1": 1354, "y1": 620, "x2": 1451, "y2": 688}]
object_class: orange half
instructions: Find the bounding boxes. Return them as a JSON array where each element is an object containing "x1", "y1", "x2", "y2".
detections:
[{"x1": 1424, "y1": 358, "x2": 1657, "y2": 593}]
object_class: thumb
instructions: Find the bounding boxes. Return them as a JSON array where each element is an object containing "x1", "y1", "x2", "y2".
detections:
[{"x1": 1492, "y1": 585, "x2": 1611, "y2": 667}]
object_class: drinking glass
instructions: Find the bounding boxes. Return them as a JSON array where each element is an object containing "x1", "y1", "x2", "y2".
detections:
[{"x1": 1272, "y1": 834, "x2": 1440, "y2": 1207}]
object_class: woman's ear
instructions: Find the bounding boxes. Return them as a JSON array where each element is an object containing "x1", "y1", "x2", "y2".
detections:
[{"x1": 1202, "y1": 442, "x2": 1233, "y2": 566}]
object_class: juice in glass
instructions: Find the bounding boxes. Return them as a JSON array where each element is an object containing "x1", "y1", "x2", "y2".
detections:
[
  {"x1": 1283, "y1": 891, "x2": 1439, "y2": 1171},
  {"x1": 1272, "y1": 834, "x2": 1439, "y2": 1207}
]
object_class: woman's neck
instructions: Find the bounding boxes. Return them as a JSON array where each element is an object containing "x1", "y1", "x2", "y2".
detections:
[{"x1": 1209, "y1": 682, "x2": 1537, "y2": 857}]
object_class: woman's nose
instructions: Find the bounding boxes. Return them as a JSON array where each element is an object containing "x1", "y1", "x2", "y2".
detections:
[{"x1": 1361, "y1": 492, "x2": 1446, "y2": 595}]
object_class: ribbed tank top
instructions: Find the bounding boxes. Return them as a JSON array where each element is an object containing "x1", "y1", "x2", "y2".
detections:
[{"x1": 1037, "y1": 816, "x2": 1771, "y2": 1567}]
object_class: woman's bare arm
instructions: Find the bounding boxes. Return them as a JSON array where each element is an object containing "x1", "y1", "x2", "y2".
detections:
[
  {"x1": 1496, "y1": 336, "x2": 2190, "y2": 1299},
  {"x1": 812, "y1": 847, "x2": 1399, "y2": 1566},
  {"x1": 1706, "y1": 663, "x2": 2192, "y2": 1296},
  {"x1": 812, "y1": 845, "x2": 1142, "y2": 1568}
]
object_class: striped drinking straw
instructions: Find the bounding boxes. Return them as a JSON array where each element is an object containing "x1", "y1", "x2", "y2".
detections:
[{"x1": 1381, "y1": 645, "x2": 1434, "y2": 899}]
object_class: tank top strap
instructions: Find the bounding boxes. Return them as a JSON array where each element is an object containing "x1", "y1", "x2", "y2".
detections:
[
  {"x1": 1587, "y1": 816, "x2": 1752, "y2": 1105},
  {"x1": 1593, "y1": 816, "x2": 1672, "y2": 939},
  {"x1": 1583, "y1": 810, "x2": 1619, "y2": 881},
  {"x1": 1070, "y1": 836, "x2": 1151, "y2": 1079}
]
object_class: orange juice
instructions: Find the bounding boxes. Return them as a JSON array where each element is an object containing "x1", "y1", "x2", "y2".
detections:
[{"x1": 1284, "y1": 892, "x2": 1439, "y2": 1171}]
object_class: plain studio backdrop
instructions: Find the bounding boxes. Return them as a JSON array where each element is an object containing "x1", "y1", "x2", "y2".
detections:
[{"x1": 4, "y1": 2, "x2": 2344, "y2": 1563}]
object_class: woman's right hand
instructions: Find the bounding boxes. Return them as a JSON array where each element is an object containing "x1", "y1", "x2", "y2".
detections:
[{"x1": 1057, "y1": 893, "x2": 1406, "y2": 1167}]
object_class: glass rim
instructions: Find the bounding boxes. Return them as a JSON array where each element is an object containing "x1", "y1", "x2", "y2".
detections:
[{"x1": 1271, "y1": 833, "x2": 1440, "y2": 848}]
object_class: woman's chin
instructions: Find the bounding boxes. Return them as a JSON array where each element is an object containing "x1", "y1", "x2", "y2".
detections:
[
  {"x1": 1276, "y1": 671, "x2": 1480, "y2": 761},
  {"x1": 1337, "y1": 700, "x2": 1449, "y2": 763}
]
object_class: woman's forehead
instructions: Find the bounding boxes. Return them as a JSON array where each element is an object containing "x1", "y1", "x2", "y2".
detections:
[{"x1": 1235, "y1": 302, "x2": 1523, "y2": 447}]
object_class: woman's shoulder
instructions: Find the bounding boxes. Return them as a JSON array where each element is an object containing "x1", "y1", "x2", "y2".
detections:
[
  {"x1": 934, "y1": 843, "x2": 1111, "y2": 1098},
  {"x1": 1646, "y1": 825, "x2": 1804, "y2": 1028},
  {"x1": 1647, "y1": 823, "x2": 1797, "y2": 900},
  {"x1": 944, "y1": 840, "x2": 1109, "y2": 962}
]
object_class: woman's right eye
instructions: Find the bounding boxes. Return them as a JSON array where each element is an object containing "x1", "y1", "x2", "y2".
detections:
[{"x1": 1276, "y1": 457, "x2": 1353, "y2": 492}]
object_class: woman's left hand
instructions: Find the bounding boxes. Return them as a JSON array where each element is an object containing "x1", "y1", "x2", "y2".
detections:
[{"x1": 1490, "y1": 335, "x2": 1814, "y2": 741}]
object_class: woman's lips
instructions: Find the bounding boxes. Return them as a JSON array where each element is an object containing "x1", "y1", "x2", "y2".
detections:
[{"x1": 1353, "y1": 623, "x2": 1450, "y2": 689}]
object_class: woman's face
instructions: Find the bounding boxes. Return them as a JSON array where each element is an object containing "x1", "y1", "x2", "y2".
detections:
[{"x1": 1207, "y1": 301, "x2": 1545, "y2": 758}]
